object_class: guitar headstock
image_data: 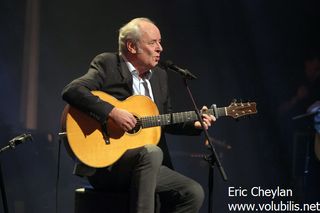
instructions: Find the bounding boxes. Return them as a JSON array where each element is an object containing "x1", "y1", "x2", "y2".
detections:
[{"x1": 226, "y1": 101, "x2": 257, "y2": 119}]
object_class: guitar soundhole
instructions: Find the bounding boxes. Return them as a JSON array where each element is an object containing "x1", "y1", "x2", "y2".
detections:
[{"x1": 127, "y1": 116, "x2": 141, "y2": 134}]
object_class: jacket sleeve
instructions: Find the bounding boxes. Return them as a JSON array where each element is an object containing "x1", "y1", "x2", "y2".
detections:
[{"x1": 61, "y1": 53, "x2": 114, "y2": 124}]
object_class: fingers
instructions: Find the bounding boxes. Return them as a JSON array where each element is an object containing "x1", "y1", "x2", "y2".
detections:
[
  {"x1": 204, "y1": 119, "x2": 210, "y2": 129},
  {"x1": 201, "y1": 106, "x2": 208, "y2": 110},
  {"x1": 122, "y1": 115, "x2": 137, "y2": 131},
  {"x1": 109, "y1": 107, "x2": 137, "y2": 131},
  {"x1": 203, "y1": 113, "x2": 216, "y2": 124},
  {"x1": 121, "y1": 116, "x2": 136, "y2": 131},
  {"x1": 194, "y1": 106, "x2": 216, "y2": 129}
]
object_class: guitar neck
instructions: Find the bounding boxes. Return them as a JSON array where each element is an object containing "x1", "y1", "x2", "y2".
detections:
[{"x1": 140, "y1": 107, "x2": 226, "y2": 128}]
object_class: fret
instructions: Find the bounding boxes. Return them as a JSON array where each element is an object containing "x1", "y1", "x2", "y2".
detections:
[
  {"x1": 165, "y1": 114, "x2": 171, "y2": 125},
  {"x1": 173, "y1": 112, "x2": 181, "y2": 123},
  {"x1": 159, "y1": 114, "x2": 167, "y2": 126}
]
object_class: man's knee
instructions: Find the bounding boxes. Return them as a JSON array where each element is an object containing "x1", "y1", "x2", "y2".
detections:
[
  {"x1": 139, "y1": 144, "x2": 163, "y2": 168},
  {"x1": 183, "y1": 181, "x2": 205, "y2": 209}
]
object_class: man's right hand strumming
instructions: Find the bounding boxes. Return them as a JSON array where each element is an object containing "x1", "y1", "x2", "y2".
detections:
[{"x1": 109, "y1": 107, "x2": 137, "y2": 131}]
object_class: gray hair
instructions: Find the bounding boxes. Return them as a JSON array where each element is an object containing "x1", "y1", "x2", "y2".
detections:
[{"x1": 118, "y1": 17, "x2": 154, "y2": 54}]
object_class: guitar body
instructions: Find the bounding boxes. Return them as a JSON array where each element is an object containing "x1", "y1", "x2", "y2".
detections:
[{"x1": 62, "y1": 91, "x2": 161, "y2": 168}]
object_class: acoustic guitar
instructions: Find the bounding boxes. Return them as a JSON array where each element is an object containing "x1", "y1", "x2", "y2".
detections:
[{"x1": 61, "y1": 91, "x2": 257, "y2": 168}]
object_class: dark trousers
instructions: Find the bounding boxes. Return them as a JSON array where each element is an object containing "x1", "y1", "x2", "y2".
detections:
[{"x1": 88, "y1": 144, "x2": 204, "y2": 213}]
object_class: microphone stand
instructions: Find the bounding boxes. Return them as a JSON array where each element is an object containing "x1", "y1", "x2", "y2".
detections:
[
  {"x1": 182, "y1": 78, "x2": 228, "y2": 213},
  {"x1": 0, "y1": 157, "x2": 8, "y2": 213},
  {"x1": 0, "y1": 133, "x2": 32, "y2": 213}
]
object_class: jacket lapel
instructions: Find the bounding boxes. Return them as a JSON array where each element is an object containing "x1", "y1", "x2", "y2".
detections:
[
  {"x1": 149, "y1": 70, "x2": 162, "y2": 111},
  {"x1": 117, "y1": 54, "x2": 133, "y2": 94}
]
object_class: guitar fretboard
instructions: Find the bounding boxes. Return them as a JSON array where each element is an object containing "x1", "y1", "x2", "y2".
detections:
[{"x1": 140, "y1": 107, "x2": 227, "y2": 128}]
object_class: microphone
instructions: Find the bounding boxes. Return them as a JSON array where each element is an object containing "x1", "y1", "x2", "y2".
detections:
[
  {"x1": 0, "y1": 133, "x2": 33, "y2": 153},
  {"x1": 158, "y1": 60, "x2": 197, "y2": 80},
  {"x1": 9, "y1": 134, "x2": 33, "y2": 148}
]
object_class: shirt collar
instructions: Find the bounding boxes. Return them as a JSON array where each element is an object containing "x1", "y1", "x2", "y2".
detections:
[{"x1": 121, "y1": 55, "x2": 153, "y2": 80}]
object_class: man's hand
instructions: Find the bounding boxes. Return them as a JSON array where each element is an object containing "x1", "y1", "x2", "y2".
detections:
[
  {"x1": 194, "y1": 106, "x2": 216, "y2": 130},
  {"x1": 108, "y1": 107, "x2": 137, "y2": 131}
]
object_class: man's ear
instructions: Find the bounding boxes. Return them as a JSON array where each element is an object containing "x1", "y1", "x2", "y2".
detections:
[{"x1": 127, "y1": 40, "x2": 138, "y2": 54}]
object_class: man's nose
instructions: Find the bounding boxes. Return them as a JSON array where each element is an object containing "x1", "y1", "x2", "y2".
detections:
[{"x1": 156, "y1": 42, "x2": 163, "y2": 52}]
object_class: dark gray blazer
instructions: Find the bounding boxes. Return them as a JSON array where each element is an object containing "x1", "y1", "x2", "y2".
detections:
[{"x1": 62, "y1": 52, "x2": 201, "y2": 176}]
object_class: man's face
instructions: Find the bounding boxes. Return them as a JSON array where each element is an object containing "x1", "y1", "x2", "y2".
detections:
[{"x1": 133, "y1": 22, "x2": 163, "y2": 73}]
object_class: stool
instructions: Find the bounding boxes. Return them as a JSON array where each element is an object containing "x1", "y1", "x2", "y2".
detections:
[{"x1": 74, "y1": 187, "x2": 129, "y2": 213}]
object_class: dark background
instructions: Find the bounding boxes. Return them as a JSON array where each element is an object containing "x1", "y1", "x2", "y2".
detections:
[{"x1": 1, "y1": 0, "x2": 320, "y2": 212}]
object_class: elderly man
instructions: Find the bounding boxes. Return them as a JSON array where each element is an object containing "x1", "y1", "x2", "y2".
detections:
[{"x1": 62, "y1": 17, "x2": 215, "y2": 213}]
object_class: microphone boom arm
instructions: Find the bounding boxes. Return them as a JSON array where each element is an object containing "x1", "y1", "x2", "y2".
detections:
[{"x1": 158, "y1": 60, "x2": 197, "y2": 80}]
